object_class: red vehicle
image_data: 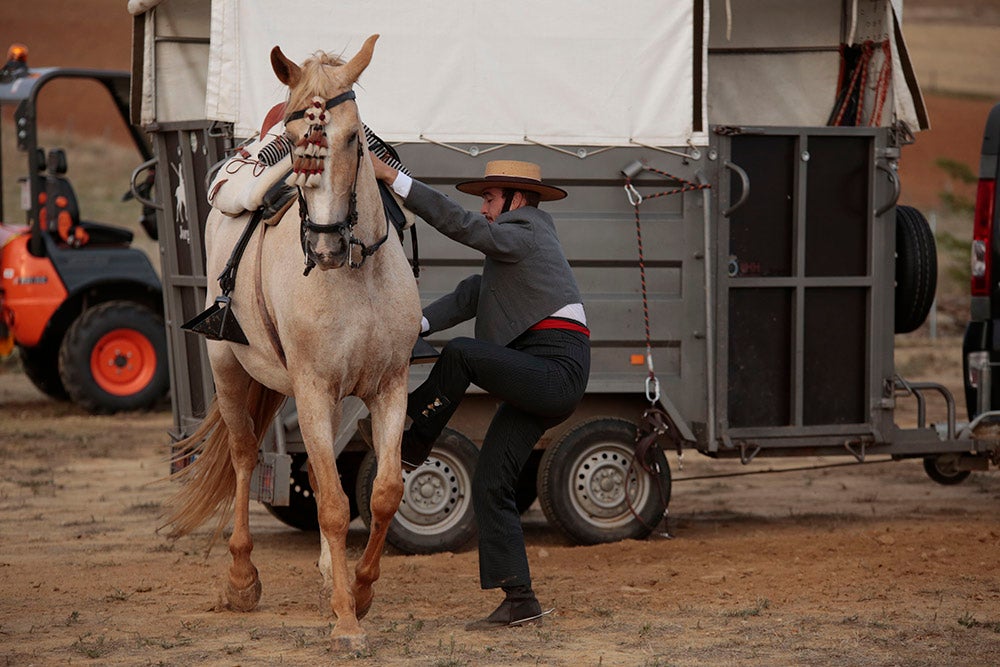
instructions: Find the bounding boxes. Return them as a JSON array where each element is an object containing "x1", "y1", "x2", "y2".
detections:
[{"x1": 0, "y1": 45, "x2": 167, "y2": 413}]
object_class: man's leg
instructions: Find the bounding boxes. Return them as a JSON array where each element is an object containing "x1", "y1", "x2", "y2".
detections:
[
  {"x1": 466, "y1": 403, "x2": 556, "y2": 628},
  {"x1": 474, "y1": 403, "x2": 547, "y2": 590}
]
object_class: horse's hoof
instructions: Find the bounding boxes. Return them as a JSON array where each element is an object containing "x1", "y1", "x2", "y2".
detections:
[
  {"x1": 331, "y1": 630, "x2": 368, "y2": 653},
  {"x1": 225, "y1": 578, "x2": 262, "y2": 612}
]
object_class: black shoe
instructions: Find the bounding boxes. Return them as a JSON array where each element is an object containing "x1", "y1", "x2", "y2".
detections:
[
  {"x1": 400, "y1": 430, "x2": 435, "y2": 471},
  {"x1": 356, "y1": 418, "x2": 434, "y2": 472},
  {"x1": 464, "y1": 596, "x2": 550, "y2": 631}
]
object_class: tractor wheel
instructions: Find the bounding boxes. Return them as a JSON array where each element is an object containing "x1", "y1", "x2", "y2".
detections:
[
  {"x1": 18, "y1": 342, "x2": 69, "y2": 400},
  {"x1": 58, "y1": 301, "x2": 169, "y2": 414},
  {"x1": 356, "y1": 427, "x2": 478, "y2": 554},
  {"x1": 537, "y1": 418, "x2": 671, "y2": 545}
]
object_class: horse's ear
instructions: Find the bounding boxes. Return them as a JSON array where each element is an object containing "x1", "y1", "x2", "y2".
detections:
[
  {"x1": 271, "y1": 46, "x2": 301, "y2": 87},
  {"x1": 340, "y1": 34, "x2": 379, "y2": 84}
]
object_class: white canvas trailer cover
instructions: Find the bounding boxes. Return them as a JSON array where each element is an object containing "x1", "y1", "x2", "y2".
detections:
[{"x1": 131, "y1": 0, "x2": 926, "y2": 143}]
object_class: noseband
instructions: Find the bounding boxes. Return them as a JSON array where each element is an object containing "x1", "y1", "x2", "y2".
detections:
[{"x1": 287, "y1": 90, "x2": 389, "y2": 275}]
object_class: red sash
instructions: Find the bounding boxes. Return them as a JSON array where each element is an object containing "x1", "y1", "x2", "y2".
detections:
[{"x1": 528, "y1": 317, "x2": 590, "y2": 337}]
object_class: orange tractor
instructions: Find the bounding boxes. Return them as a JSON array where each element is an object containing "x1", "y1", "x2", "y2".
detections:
[{"x1": 0, "y1": 45, "x2": 167, "y2": 413}]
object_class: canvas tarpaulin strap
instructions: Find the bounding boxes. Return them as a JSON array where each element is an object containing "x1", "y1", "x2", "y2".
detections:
[{"x1": 206, "y1": 0, "x2": 706, "y2": 146}]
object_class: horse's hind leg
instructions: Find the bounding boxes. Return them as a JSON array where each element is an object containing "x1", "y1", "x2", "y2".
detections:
[
  {"x1": 354, "y1": 368, "x2": 407, "y2": 620},
  {"x1": 213, "y1": 360, "x2": 265, "y2": 611}
]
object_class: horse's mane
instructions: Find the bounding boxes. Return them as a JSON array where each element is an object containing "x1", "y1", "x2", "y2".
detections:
[{"x1": 285, "y1": 51, "x2": 349, "y2": 115}]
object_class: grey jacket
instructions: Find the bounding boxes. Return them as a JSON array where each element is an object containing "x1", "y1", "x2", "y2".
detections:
[{"x1": 405, "y1": 180, "x2": 582, "y2": 346}]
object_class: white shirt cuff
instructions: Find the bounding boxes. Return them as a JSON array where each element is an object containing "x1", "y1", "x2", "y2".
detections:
[
  {"x1": 392, "y1": 171, "x2": 413, "y2": 199},
  {"x1": 420, "y1": 316, "x2": 429, "y2": 333}
]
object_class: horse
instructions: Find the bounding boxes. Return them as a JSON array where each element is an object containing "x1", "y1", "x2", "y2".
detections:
[{"x1": 161, "y1": 35, "x2": 420, "y2": 651}]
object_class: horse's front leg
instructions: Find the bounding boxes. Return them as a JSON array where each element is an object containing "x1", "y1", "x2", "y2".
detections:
[
  {"x1": 295, "y1": 393, "x2": 364, "y2": 650},
  {"x1": 354, "y1": 369, "x2": 407, "y2": 619}
]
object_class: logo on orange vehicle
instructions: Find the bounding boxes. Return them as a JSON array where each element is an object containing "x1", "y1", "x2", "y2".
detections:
[{"x1": 14, "y1": 275, "x2": 47, "y2": 285}]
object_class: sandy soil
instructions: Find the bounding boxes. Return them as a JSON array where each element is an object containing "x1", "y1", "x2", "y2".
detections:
[
  {"x1": 1, "y1": 4, "x2": 999, "y2": 664},
  {"x1": 2, "y1": 337, "x2": 999, "y2": 666}
]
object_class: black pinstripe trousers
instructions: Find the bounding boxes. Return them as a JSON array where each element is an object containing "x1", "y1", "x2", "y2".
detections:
[{"x1": 408, "y1": 327, "x2": 591, "y2": 589}]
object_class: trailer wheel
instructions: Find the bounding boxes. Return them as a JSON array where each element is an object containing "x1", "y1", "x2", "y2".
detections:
[
  {"x1": 895, "y1": 205, "x2": 937, "y2": 334},
  {"x1": 58, "y1": 301, "x2": 169, "y2": 414},
  {"x1": 18, "y1": 342, "x2": 69, "y2": 400},
  {"x1": 537, "y1": 418, "x2": 671, "y2": 545},
  {"x1": 922, "y1": 455, "x2": 971, "y2": 486},
  {"x1": 356, "y1": 428, "x2": 478, "y2": 554},
  {"x1": 263, "y1": 452, "x2": 361, "y2": 531}
]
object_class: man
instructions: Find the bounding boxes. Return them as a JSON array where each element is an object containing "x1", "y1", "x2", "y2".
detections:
[{"x1": 368, "y1": 156, "x2": 591, "y2": 629}]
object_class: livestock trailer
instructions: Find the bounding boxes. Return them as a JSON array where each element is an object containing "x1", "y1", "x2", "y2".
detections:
[{"x1": 129, "y1": 0, "x2": 1000, "y2": 553}]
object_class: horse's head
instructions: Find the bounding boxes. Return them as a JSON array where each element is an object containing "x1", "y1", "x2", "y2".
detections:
[{"x1": 271, "y1": 35, "x2": 378, "y2": 272}]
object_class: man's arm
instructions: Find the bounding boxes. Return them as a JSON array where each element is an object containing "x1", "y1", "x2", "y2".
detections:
[
  {"x1": 370, "y1": 154, "x2": 535, "y2": 262},
  {"x1": 422, "y1": 274, "x2": 481, "y2": 335}
]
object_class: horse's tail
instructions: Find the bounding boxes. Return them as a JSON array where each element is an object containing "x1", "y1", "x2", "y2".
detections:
[{"x1": 160, "y1": 380, "x2": 285, "y2": 547}]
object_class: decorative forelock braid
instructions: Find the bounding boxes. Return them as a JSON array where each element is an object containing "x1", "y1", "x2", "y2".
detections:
[{"x1": 287, "y1": 96, "x2": 330, "y2": 188}]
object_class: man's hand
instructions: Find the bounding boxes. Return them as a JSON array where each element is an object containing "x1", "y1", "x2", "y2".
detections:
[{"x1": 369, "y1": 152, "x2": 399, "y2": 185}]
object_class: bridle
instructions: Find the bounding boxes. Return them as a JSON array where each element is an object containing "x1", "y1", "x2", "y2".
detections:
[{"x1": 286, "y1": 89, "x2": 389, "y2": 275}]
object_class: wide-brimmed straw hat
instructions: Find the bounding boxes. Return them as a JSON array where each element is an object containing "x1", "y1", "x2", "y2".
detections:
[{"x1": 456, "y1": 160, "x2": 567, "y2": 202}]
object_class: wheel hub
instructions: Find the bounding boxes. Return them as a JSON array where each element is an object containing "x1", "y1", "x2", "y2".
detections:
[
  {"x1": 398, "y1": 456, "x2": 463, "y2": 528},
  {"x1": 90, "y1": 328, "x2": 156, "y2": 395},
  {"x1": 569, "y1": 443, "x2": 650, "y2": 524}
]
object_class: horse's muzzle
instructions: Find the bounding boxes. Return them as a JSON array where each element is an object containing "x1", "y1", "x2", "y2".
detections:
[{"x1": 306, "y1": 226, "x2": 351, "y2": 270}]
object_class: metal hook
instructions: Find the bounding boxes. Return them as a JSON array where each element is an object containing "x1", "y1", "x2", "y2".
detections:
[
  {"x1": 625, "y1": 182, "x2": 643, "y2": 206},
  {"x1": 645, "y1": 375, "x2": 660, "y2": 403}
]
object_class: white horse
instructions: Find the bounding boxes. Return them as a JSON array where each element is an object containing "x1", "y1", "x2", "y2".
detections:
[{"x1": 162, "y1": 35, "x2": 420, "y2": 651}]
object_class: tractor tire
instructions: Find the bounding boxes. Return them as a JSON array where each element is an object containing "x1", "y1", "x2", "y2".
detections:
[
  {"x1": 18, "y1": 342, "x2": 69, "y2": 400},
  {"x1": 895, "y1": 205, "x2": 937, "y2": 334},
  {"x1": 58, "y1": 301, "x2": 169, "y2": 414},
  {"x1": 537, "y1": 417, "x2": 671, "y2": 546},
  {"x1": 356, "y1": 427, "x2": 478, "y2": 554}
]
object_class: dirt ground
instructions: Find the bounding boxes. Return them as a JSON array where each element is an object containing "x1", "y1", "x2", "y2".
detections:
[
  {"x1": 2, "y1": 3, "x2": 999, "y2": 665},
  {"x1": 2, "y1": 336, "x2": 999, "y2": 666}
]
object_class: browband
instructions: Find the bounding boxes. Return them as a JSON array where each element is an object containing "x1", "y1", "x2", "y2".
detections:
[{"x1": 286, "y1": 90, "x2": 357, "y2": 122}]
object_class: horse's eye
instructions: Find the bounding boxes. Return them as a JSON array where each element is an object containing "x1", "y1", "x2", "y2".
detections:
[{"x1": 346, "y1": 134, "x2": 358, "y2": 147}]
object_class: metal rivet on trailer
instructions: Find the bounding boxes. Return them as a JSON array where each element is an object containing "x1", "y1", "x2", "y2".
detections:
[{"x1": 801, "y1": 150, "x2": 810, "y2": 162}]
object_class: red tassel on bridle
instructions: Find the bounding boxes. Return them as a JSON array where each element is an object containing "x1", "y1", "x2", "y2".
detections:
[{"x1": 288, "y1": 97, "x2": 330, "y2": 187}]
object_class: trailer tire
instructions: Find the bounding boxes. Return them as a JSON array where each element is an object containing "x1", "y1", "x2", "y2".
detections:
[
  {"x1": 356, "y1": 428, "x2": 478, "y2": 554},
  {"x1": 922, "y1": 455, "x2": 971, "y2": 486},
  {"x1": 537, "y1": 417, "x2": 671, "y2": 546},
  {"x1": 18, "y1": 342, "x2": 69, "y2": 400},
  {"x1": 264, "y1": 454, "x2": 319, "y2": 531},
  {"x1": 895, "y1": 205, "x2": 937, "y2": 334},
  {"x1": 263, "y1": 452, "x2": 361, "y2": 531},
  {"x1": 58, "y1": 301, "x2": 168, "y2": 414}
]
